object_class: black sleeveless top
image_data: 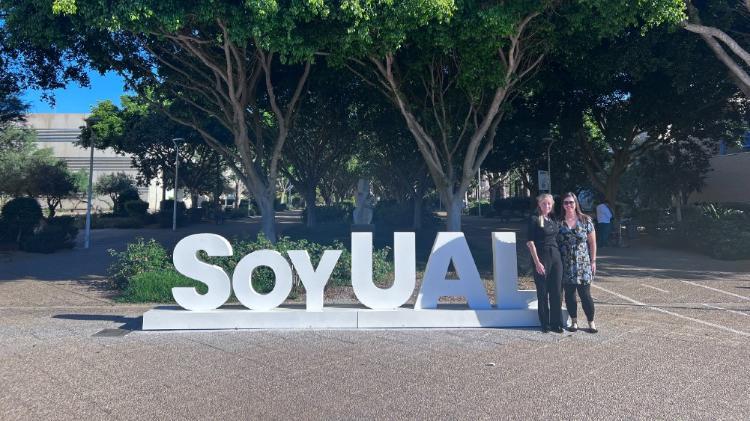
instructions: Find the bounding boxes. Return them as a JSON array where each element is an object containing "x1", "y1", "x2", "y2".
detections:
[{"x1": 527, "y1": 215, "x2": 560, "y2": 249}]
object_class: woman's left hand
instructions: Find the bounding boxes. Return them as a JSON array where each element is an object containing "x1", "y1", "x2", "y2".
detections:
[{"x1": 591, "y1": 261, "x2": 597, "y2": 276}]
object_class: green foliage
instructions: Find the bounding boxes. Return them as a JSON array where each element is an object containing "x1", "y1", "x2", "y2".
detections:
[
  {"x1": 206, "y1": 234, "x2": 392, "y2": 293},
  {"x1": 493, "y1": 197, "x2": 535, "y2": 220},
  {"x1": 109, "y1": 234, "x2": 394, "y2": 302},
  {"x1": 25, "y1": 160, "x2": 80, "y2": 217},
  {"x1": 466, "y1": 201, "x2": 491, "y2": 216},
  {"x1": 1, "y1": 197, "x2": 42, "y2": 244},
  {"x1": 20, "y1": 216, "x2": 78, "y2": 253},
  {"x1": 94, "y1": 172, "x2": 138, "y2": 213},
  {"x1": 107, "y1": 238, "x2": 171, "y2": 290},
  {"x1": 305, "y1": 203, "x2": 354, "y2": 224},
  {"x1": 0, "y1": 126, "x2": 58, "y2": 198},
  {"x1": 115, "y1": 188, "x2": 140, "y2": 216},
  {"x1": 124, "y1": 200, "x2": 149, "y2": 217},
  {"x1": 158, "y1": 199, "x2": 187, "y2": 228},
  {"x1": 118, "y1": 269, "x2": 207, "y2": 303},
  {"x1": 658, "y1": 204, "x2": 750, "y2": 260},
  {"x1": 373, "y1": 199, "x2": 439, "y2": 228}
]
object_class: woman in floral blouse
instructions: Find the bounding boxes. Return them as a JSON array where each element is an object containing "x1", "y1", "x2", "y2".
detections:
[{"x1": 558, "y1": 192, "x2": 598, "y2": 333}]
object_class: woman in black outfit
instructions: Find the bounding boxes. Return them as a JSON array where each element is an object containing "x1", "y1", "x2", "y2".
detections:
[{"x1": 526, "y1": 193, "x2": 564, "y2": 333}]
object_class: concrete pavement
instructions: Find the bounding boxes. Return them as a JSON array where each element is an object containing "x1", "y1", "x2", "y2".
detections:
[{"x1": 1, "y1": 215, "x2": 749, "y2": 419}]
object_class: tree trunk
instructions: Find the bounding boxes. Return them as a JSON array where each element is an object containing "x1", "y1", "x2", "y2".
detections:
[
  {"x1": 304, "y1": 188, "x2": 317, "y2": 228},
  {"x1": 444, "y1": 194, "x2": 464, "y2": 231},
  {"x1": 191, "y1": 192, "x2": 199, "y2": 209},
  {"x1": 412, "y1": 197, "x2": 423, "y2": 230},
  {"x1": 256, "y1": 193, "x2": 276, "y2": 242}
]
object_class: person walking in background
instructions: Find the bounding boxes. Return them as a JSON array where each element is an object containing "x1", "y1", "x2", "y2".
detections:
[
  {"x1": 526, "y1": 194, "x2": 564, "y2": 333},
  {"x1": 558, "y1": 192, "x2": 598, "y2": 333},
  {"x1": 596, "y1": 199, "x2": 613, "y2": 247}
]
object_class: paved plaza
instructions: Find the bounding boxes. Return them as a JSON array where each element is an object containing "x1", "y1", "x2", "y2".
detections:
[{"x1": 1, "y1": 217, "x2": 748, "y2": 419}]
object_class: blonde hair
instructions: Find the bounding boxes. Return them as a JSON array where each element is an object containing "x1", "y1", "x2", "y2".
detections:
[{"x1": 536, "y1": 193, "x2": 554, "y2": 227}]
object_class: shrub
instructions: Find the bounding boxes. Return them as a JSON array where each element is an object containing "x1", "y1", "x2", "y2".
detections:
[
  {"x1": 118, "y1": 269, "x2": 207, "y2": 303},
  {"x1": 108, "y1": 238, "x2": 171, "y2": 290},
  {"x1": 187, "y1": 207, "x2": 205, "y2": 222},
  {"x1": 373, "y1": 199, "x2": 439, "y2": 228},
  {"x1": 158, "y1": 199, "x2": 188, "y2": 228},
  {"x1": 228, "y1": 207, "x2": 247, "y2": 219},
  {"x1": 493, "y1": 197, "x2": 534, "y2": 220},
  {"x1": 21, "y1": 224, "x2": 77, "y2": 253},
  {"x1": 89, "y1": 215, "x2": 144, "y2": 229},
  {"x1": 205, "y1": 234, "x2": 393, "y2": 293},
  {"x1": 124, "y1": 200, "x2": 149, "y2": 217},
  {"x1": 0, "y1": 218, "x2": 10, "y2": 243},
  {"x1": 115, "y1": 188, "x2": 140, "y2": 216},
  {"x1": 661, "y1": 203, "x2": 750, "y2": 260},
  {"x1": 114, "y1": 217, "x2": 145, "y2": 229},
  {"x1": 2, "y1": 197, "x2": 43, "y2": 244},
  {"x1": 466, "y1": 201, "x2": 491, "y2": 216},
  {"x1": 306, "y1": 202, "x2": 354, "y2": 224}
]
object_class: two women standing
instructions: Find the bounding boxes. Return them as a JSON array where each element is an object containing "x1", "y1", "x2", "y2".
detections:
[{"x1": 526, "y1": 193, "x2": 598, "y2": 334}]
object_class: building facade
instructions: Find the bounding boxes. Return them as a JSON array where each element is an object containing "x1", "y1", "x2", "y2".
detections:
[{"x1": 24, "y1": 113, "x2": 162, "y2": 211}]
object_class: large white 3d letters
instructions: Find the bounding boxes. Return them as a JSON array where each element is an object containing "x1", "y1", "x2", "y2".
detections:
[
  {"x1": 170, "y1": 232, "x2": 531, "y2": 312},
  {"x1": 287, "y1": 250, "x2": 342, "y2": 311},
  {"x1": 351, "y1": 232, "x2": 416, "y2": 309},
  {"x1": 172, "y1": 234, "x2": 233, "y2": 311},
  {"x1": 146, "y1": 231, "x2": 549, "y2": 330},
  {"x1": 232, "y1": 250, "x2": 293, "y2": 311},
  {"x1": 415, "y1": 232, "x2": 491, "y2": 310},
  {"x1": 493, "y1": 232, "x2": 535, "y2": 308}
]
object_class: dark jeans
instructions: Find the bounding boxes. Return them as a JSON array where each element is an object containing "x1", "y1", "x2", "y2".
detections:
[
  {"x1": 597, "y1": 222, "x2": 612, "y2": 247},
  {"x1": 564, "y1": 283, "x2": 595, "y2": 322},
  {"x1": 533, "y1": 246, "x2": 563, "y2": 329}
]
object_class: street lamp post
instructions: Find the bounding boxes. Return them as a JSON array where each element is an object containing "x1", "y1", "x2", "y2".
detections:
[
  {"x1": 172, "y1": 138, "x2": 184, "y2": 231},
  {"x1": 545, "y1": 137, "x2": 556, "y2": 195},
  {"x1": 83, "y1": 117, "x2": 100, "y2": 249}
]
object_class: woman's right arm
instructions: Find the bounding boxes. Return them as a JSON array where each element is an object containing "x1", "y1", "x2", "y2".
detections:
[{"x1": 526, "y1": 241, "x2": 545, "y2": 276}]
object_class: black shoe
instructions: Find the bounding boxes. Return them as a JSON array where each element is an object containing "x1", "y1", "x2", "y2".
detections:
[
  {"x1": 541, "y1": 326, "x2": 550, "y2": 333},
  {"x1": 567, "y1": 324, "x2": 578, "y2": 332},
  {"x1": 588, "y1": 321, "x2": 598, "y2": 334},
  {"x1": 552, "y1": 327, "x2": 564, "y2": 333}
]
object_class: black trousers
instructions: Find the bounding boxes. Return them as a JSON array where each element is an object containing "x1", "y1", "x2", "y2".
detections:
[
  {"x1": 564, "y1": 283, "x2": 595, "y2": 322},
  {"x1": 533, "y1": 246, "x2": 563, "y2": 329}
]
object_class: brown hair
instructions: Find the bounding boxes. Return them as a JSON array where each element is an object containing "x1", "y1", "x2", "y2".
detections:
[{"x1": 561, "y1": 192, "x2": 591, "y2": 223}]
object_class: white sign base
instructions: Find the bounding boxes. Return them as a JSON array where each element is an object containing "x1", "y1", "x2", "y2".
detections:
[{"x1": 142, "y1": 304, "x2": 567, "y2": 330}]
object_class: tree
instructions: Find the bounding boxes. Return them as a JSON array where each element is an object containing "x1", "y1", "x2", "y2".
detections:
[
  {"x1": 281, "y1": 69, "x2": 359, "y2": 227},
  {"x1": 545, "y1": 25, "x2": 747, "y2": 212},
  {"x1": 487, "y1": 83, "x2": 589, "y2": 198},
  {"x1": 84, "y1": 97, "x2": 228, "y2": 208},
  {"x1": 1, "y1": 1, "x2": 343, "y2": 241},
  {"x1": 358, "y1": 96, "x2": 432, "y2": 229},
  {"x1": 620, "y1": 136, "x2": 714, "y2": 217},
  {"x1": 336, "y1": 1, "x2": 687, "y2": 230},
  {"x1": 25, "y1": 160, "x2": 79, "y2": 218},
  {"x1": 682, "y1": 1, "x2": 750, "y2": 97},
  {"x1": 0, "y1": 126, "x2": 56, "y2": 199},
  {"x1": 94, "y1": 172, "x2": 137, "y2": 213}
]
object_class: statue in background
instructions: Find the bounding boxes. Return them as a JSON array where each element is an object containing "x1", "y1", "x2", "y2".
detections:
[{"x1": 353, "y1": 178, "x2": 374, "y2": 225}]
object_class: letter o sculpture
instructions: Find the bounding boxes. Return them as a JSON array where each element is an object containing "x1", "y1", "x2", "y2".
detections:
[{"x1": 232, "y1": 250, "x2": 293, "y2": 311}]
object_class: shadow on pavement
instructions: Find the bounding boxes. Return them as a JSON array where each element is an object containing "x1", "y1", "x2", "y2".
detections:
[{"x1": 53, "y1": 314, "x2": 143, "y2": 330}]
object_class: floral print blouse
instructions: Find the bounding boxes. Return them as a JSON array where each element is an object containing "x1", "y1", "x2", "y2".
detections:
[{"x1": 557, "y1": 217, "x2": 595, "y2": 285}]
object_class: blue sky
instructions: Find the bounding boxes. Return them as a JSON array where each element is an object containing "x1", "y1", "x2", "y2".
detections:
[{"x1": 22, "y1": 71, "x2": 128, "y2": 113}]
